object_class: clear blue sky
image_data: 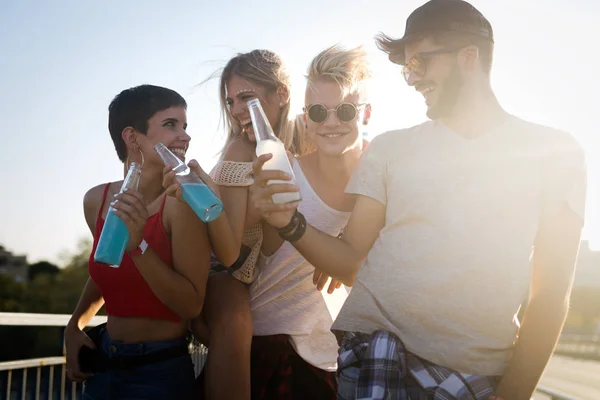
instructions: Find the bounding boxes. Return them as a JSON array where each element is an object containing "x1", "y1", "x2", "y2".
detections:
[{"x1": 0, "y1": 0, "x2": 598, "y2": 264}]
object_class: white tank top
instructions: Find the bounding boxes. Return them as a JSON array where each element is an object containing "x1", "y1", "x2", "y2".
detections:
[{"x1": 249, "y1": 158, "x2": 351, "y2": 371}]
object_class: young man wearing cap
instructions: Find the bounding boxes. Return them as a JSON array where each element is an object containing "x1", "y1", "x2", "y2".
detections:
[{"x1": 250, "y1": 0, "x2": 587, "y2": 398}]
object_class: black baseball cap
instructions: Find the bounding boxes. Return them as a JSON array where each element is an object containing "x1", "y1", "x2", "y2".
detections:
[{"x1": 384, "y1": 0, "x2": 493, "y2": 65}]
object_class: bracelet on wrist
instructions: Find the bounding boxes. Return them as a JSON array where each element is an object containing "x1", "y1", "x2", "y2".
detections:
[
  {"x1": 276, "y1": 211, "x2": 301, "y2": 235},
  {"x1": 278, "y1": 211, "x2": 307, "y2": 242}
]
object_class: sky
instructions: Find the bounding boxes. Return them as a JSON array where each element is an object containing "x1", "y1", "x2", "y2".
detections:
[{"x1": 0, "y1": 0, "x2": 598, "y2": 265}]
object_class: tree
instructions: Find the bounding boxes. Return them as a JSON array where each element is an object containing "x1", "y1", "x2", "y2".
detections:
[
  {"x1": 0, "y1": 237, "x2": 96, "y2": 361},
  {"x1": 28, "y1": 261, "x2": 60, "y2": 281},
  {"x1": 58, "y1": 237, "x2": 92, "y2": 269},
  {"x1": 0, "y1": 274, "x2": 26, "y2": 312}
]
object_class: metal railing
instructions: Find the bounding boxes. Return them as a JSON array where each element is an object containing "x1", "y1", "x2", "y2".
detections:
[
  {"x1": 0, "y1": 312, "x2": 207, "y2": 400},
  {"x1": 0, "y1": 312, "x2": 594, "y2": 400},
  {"x1": 535, "y1": 385, "x2": 580, "y2": 400},
  {"x1": 0, "y1": 313, "x2": 107, "y2": 328},
  {"x1": 554, "y1": 334, "x2": 600, "y2": 360},
  {"x1": 1, "y1": 357, "x2": 77, "y2": 400},
  {"x1": 0, "y1": 312, "x2": 104, "y2": 399}
]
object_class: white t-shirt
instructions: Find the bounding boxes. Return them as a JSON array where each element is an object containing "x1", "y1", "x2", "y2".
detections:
[
  {"x1": 332, "y1": 116, "x2": 587, "y2": 376},
  {"x1": 250, "y1": 159, "x2": 351, "y2": 371}
]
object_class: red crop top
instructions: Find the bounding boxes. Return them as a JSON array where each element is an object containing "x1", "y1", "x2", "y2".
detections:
[{"x1": 88, "y1": 183, "x2": 181, "y2": 322}]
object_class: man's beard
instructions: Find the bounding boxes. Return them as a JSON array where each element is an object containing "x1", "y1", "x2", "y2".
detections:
[{"x1": 426, "y1": 63, "x2": 464, "y2": 120}]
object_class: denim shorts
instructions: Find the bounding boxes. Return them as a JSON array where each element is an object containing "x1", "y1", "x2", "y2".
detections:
[{"x1": 82, "y1": 328, "x2": 195, "y2": 400}]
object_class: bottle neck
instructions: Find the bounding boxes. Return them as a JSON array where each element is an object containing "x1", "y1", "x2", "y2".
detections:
[
  {"x1": 122, "y1": 168, "x2": 141, "y2": 191},
  {"x1": 156, "y1": 146, "x2": 186, "y2": 172},
  {"x1": 249, "y1": 103, "x2": 278, "y2": 142}
]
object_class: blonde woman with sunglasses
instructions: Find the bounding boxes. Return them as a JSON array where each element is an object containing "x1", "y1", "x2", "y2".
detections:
[{"x1": 244, "y1": 44, "x2": 371, "y2": 399}]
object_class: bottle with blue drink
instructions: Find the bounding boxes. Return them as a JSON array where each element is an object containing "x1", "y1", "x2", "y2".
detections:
[
  {"x1": 154, "y1": 143, "x2": 223, "y2": 222},
  {"x1": 93, "y1": 162, "x2": 142, "y2": 267}
]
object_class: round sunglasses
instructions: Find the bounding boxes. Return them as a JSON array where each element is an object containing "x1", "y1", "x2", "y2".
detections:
[{"x1": 304, "y1": 103, "x2": 364, "y2": 124}]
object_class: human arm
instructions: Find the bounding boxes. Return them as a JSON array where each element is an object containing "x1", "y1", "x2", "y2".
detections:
[
  {"x1": 250, "y1": 153, "x2": 386, "y2": 286},
  {"x1": 494, "y1": 135, "x2": 587, "y2": 399},
  {"x1": 494, "y1": 207, "x2": 583, "y2": 399},
  {"x1": 115, "y1": 191, "x2": 211, "y2": 320},
  {"x1": 163, "y1": 139, "x2": 257, "y2": 267},
  {"x1": 65, "y1": 185, "x2": 107, "y2": 382}
]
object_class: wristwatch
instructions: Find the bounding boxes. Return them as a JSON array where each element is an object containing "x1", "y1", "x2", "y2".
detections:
[{"x1": 130, "y1": 239, "x2": 149, "y2": 257}]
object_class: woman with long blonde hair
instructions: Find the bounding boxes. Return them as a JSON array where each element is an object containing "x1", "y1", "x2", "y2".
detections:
[{"x1": 164, "y1": 49, "x2": 310, "y2": 400}]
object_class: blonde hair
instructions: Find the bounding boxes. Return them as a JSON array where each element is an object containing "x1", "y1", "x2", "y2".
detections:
[
  {"x1": 217, "y1": 50, "x2": 311, "y2": 156},
  {"x1": 306, "y1": 44, "x2": 372, "y2": 101}
]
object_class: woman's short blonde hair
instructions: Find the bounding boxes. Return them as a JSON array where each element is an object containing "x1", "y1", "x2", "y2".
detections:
[{"x1": 306, "y1": 44, "x2": 372, "y2": 102}]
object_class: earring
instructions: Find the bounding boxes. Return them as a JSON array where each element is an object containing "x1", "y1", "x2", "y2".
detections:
[
  {"x1": 279, "y1": 102, "x2": 284, "y2": 107},
  {"x1": 135, "y1": 146, "x2": 145, "y2": 167},
  {"x1": 125, "y1": 146, "x2": 145, "y2": 169}
]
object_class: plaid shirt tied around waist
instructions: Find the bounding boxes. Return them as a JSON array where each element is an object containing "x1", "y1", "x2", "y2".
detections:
[{"x1": 337, "y1": 330, "x2": 500, "y2": 400}]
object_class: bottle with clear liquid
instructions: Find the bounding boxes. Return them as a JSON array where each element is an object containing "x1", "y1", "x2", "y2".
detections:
[
  {"x1": 154, "y1": 143, "x2": 223, "y2": 222},
  {"x1": 248, "y1": 98, "x2": 302, "y2": 204},
  {"x1": 94, "y1": 162, "x2": 142, "y2": 267}
]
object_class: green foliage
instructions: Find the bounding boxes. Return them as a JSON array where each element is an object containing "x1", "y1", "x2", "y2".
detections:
[
  {"x1": 0, "y1": 237, "x2": 94, "y2": 361},
  {"x1": 565, "y1": 286, "x2": 600, "y2": 333},
  {"x1": 0, "y1": 274, "x2": 26, "y2": 312},
  {"x1": 27, "y1": 261, "x2": 60, "y2": 281},
  {"x1": 58, "y1": 237, "x2": 92, "y2": 269}
]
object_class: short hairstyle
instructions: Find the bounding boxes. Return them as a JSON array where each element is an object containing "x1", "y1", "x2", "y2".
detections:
[
  {"x1": 108, "y1": 84, "x2": 187, "y2": 162},
  {"x1": 376, "y1": 31, "x2": 494, "y2": 73},
  {"x1": 306, "y1": 44, "x2": 372, "y2": 101}
]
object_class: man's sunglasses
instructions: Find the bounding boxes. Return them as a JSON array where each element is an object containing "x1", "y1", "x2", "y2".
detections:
[
  {"x1": 304, "y1": 103, "x2": 365, "y2": 124},
  {"x1": 401, "y1": 48, "x2": 458, "y2": 83}
]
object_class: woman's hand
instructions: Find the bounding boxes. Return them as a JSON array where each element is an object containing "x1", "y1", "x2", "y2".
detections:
[
  {"x1": 162, "y1": 160, "x2": 220, "y2": 203},
  {"x1": 313, "y1": 268, "x2": 343, "y2": 294},
  {"x1": 64, "y1": 324, "x2": 96, "y2": 382},
  {"x1": 250, "y1": 154, "x2": 300, "y2": 229},
  {"x1": 111, "y1": 189, "x2": 149, "y2": 252}
]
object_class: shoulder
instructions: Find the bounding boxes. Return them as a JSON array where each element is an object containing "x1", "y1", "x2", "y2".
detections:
[
  {"x1": 164, "y1": 195, "x2": 206, "y2": 229},
  {"x1": 369, "y1": 121, "x2": 433, "y2": 149},
  {"x1": 212, "y1": 142, "x2": 255, "y2": 185},
  {"x1": 83, "y1": 183, "x2": 112, "y2": 232},
  {"x1": 510, "y1": 116, "x2": 585, "y2": 160},
  {"x1": 295, "y1": 152, "x2": 315, "y2": 177},
  {"x1": 83, "y1": 183, "x2": 114, "y2": 213},
  {"x1": 356, "y1": 122, "x2": 430, "y2": 165},
  {"x1": 222, "y1": 137, "x2": 255, "y2": 162},
  {"x1": 84, "y1": 183, "x2": 107, "y2": 205}
]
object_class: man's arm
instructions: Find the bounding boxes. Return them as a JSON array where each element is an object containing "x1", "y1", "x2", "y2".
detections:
[
  {"x1": 292, "y1": 194, "x2": 386, "y2": 286},
  {"x1": 494, "y1": 206, "x2": 583, "y2": 399},
  {"x1": 250, "y1": 152, "x2": 386, "y2": 286}
]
